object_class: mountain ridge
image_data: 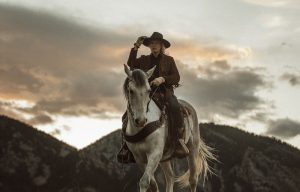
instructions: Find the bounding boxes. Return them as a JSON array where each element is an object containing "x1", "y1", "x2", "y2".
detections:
[{"x1": 1, "y1": 115, "x2": 300, "y2": 192}]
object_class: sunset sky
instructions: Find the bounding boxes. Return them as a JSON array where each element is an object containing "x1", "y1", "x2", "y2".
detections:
[{"x1": 0, "y1": 0, "x2": 299, "y2": 149}]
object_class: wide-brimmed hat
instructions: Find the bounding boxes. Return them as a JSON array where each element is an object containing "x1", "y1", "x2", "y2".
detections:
[{"x1": 143, "y1": 32, "x2": 171, "y2": 48}]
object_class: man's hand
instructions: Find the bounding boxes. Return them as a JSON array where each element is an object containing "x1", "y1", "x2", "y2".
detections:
[
  {"x1": 134, "y1": 36, "x2": 147, "y2": 48},
  {"x1": 150, "y1": 77, "x2": 165, "y2": 87}
]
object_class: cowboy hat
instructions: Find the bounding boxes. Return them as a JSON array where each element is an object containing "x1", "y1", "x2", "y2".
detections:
[{"x1": 143, "y1": 32, "x2": 171, "y2": 48}]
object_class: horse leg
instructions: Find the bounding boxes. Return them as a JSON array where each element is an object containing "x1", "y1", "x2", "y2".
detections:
[
  {"x1": 136, "y1": 162, "x2": 159, "y2": 192},
  {"x1": 188, "y1": 154, "x2": 199, "y2": 192},
  {"x1": 160, "y1": 161, "x2": 174, "y2": 192},
  {"x1": 146, "y1": 177, "x2": 159, "y2": 192},
  {"x1": 139, "y1": 153, "x2": 161, "y2": 192},
  {"x1": 187, "y1": 143, "x2": 201, "y2": 192}
]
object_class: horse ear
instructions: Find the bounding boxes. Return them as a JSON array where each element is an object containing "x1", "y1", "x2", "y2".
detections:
[
  {"x1": 146, "y1": 66, "x2": 156, "y2": 79},
  {"x1": 124, "y1": 64, "x2": 132, "y2": 77}
]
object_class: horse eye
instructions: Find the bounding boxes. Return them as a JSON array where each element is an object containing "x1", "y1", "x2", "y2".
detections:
[{"x1": 129, "y1": 89, "x2": 134, "y2": 94}]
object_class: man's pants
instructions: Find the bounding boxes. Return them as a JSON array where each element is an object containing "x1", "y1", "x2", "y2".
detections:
[{"x1": 165, "y1": 95, "x2": 183, "y2": 141}]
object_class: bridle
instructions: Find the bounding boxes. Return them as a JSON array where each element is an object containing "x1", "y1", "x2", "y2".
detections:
[
  {"x1": 127, "y1": 82, "x2": 160, "y2": 121},
  {"x1": 124, "y1": 82, "x2": 166, "y2": 143}
]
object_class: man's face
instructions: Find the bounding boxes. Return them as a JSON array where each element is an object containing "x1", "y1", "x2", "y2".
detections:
[{"x1": 149, "y1": 40, "x2": 162, "y2": 54}]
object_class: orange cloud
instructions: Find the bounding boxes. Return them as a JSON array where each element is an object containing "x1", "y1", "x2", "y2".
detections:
[{"x1": 168, "y1": 39, "x2": 252, "y2": 66}]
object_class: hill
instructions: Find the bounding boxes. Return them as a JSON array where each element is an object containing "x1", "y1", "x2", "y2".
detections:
[{"x1": 1, "y1": 115, "x2": 300, "y2": 192}]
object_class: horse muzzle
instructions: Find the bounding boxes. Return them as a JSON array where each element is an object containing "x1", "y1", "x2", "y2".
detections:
[{"x1": 134, "y1": 117, "x2": 147, "y2": 128}]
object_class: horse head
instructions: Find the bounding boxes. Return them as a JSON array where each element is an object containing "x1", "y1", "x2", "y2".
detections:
[{"x1": 123, "y1": 64, "x2": 156, "y2": 128}]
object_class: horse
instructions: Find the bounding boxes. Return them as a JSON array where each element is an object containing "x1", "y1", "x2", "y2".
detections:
[{"x1": 123, "y1": 64, "x2": 215, "y2": 192}]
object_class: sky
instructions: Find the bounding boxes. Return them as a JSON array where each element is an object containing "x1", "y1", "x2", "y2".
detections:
[{"x1": 0, "y1": 0, "x2": 299, "y2": 149}]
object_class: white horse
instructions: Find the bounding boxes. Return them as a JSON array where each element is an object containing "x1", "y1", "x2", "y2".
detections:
[{"x1": 123, "y1": 64, "x2": 215, "y2": 192}]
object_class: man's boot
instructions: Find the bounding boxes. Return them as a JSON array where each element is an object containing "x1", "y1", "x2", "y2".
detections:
[
  {"x1": 174, "y1": 126, "x2": 189, "y2": 158},
  {"x1": 116, "y1": 112, "x2": 135, "y2": 163},
  {"x1": 117, "y1": 142, "x2": 135, "y2": 163}
]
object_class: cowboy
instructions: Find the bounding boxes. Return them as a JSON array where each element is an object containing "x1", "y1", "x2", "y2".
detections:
[{"x1": 118, "y1": 32, "x2": 189, "y2": 163}]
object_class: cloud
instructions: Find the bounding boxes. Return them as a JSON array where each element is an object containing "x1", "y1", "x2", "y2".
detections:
[
  {"x1": 263, "y1": 15, "x2": 286, "y2": 28},
  {"x1": 249, "y1": 112, "x2": 272, "y2": 122},
  {"x1": 28, "y1": 114, "x2": 54, "y2": 125},
  {"x1": 0, "y1": 4, "x2": 272, "y2": 127},
  {"x1": 169, "y1": 39, "x2": 252, "y2": 63},
  {"x1": 176, "y1": 60, "x2": 272, "y2": 120},
  {"x1": 242, "y1": 0, "x2": 300, "y2": 8},
  {"x1": 49, "y1": 128, "x2": 61, "y2": 136},
  {"x1": 266, "y1": 118, "x2": 300, "y2": 138},
  {"x1": 197, "y1": 60, "x2": 232, "y2": 77},
  {"x1": 280, "y1": 73, "x2": 300, "y2": 86},
  {"x1": 0, "y1": 66, "x2": 44, "y2": 97},
  {"x1": 0, "y1": 4, "x2": 130, "y2": 121},
  {"x1": 0, "y1": 101, "x2": 22, "y2": 120}
]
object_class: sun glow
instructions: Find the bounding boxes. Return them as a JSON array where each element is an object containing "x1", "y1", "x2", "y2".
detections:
[{"x1": 37, "y1": 115, "x2": 122, "y2": 149}]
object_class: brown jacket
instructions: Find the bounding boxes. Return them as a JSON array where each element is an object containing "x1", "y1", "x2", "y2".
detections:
[{"x1": 127, "y1": 48, "x2": 180, "y2": 97}]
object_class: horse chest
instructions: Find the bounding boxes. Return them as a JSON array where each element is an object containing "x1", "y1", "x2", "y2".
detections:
[
  {"x1": 127, "y1": 132, "x2": 161, "y2": 152},
  {"x1": 127, "y1": 142, "x2": 148, "y2": 162},
  {"x1": 126, "y1": 131, "x2": 164, "y2": 163}
]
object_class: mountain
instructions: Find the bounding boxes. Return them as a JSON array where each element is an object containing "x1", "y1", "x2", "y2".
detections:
[
  {"x1": 200, "y1": 123, "x2": 300, "y2": 192},
  {"x1": 1, "y1": 115, "x2": 300, "y2": 192},
  {"x1": 0, "y1": 115, "x2": 124, "y2": 192},
  {"x1": 0, "y1": 115, "x2": 78, "y2": 192}
]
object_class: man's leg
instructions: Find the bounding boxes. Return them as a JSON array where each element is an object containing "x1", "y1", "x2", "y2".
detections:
[{"x1": 166, "y1": 95, "x2": 189, "y2": 157}]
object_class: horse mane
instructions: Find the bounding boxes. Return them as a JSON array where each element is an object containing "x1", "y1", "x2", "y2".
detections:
[{"x1": 123, "y1": 69, "x2": 148, "y2": 100}]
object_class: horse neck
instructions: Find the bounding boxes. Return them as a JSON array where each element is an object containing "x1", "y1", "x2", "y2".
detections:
[
  {"x1": 126, "y1": 100, "x2": 161, "y2": 133},
  {"x1": 146, "y1": 100, "x2": 161, "y2": 122}
]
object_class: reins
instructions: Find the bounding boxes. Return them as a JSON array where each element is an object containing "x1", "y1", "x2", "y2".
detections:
[{"x1": 146, "y1": 86, "x2": 159, "y2": 113}]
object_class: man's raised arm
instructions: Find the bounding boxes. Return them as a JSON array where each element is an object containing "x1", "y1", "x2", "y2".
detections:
[{"x1": 127, "y1": 36, "x2": 146, "y2": 70}]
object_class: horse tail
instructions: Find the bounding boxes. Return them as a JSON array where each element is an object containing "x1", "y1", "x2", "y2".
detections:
[
  {"x1": 175, "y1": 136, "x2": 217, "y2": 188},
  {"x1": 198, "y1": 138, "x2": 217, "y2": 184}
]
